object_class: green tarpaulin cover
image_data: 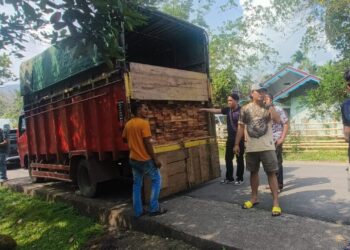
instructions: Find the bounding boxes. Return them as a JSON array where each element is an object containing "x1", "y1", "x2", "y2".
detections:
[{"x1": 20, "y1": 43, "x2": 103, "y2": 96}]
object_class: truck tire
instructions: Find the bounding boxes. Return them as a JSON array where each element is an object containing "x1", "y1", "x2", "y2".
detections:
[{"x1": 77, "y1": 160, "x2": 97, "y2": 198}]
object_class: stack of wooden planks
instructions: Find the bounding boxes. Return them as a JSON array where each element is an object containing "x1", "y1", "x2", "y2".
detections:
[
  {"x1": 129, "y1": 62, "x2": 221, "y2": 199},
  {"x1": 147, "y1": 101, "x2": 209, "y2": 145},
  {"x1": 144, "y1": 142, "x2": 220, "y2": 200}
]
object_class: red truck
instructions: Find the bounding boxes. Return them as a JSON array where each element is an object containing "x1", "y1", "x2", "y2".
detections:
[{"x1": 17, "y1": 9, "x2": 220, "y2": 197}]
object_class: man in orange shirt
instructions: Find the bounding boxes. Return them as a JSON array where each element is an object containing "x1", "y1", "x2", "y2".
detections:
[{"x1": 122, "y1": 101, "x2": 167, "y2": 218}]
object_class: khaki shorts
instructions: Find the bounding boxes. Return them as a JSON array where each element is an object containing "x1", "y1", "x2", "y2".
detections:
[{"x1": 245, "y1": 150, "x2": 278, "y2": 173}]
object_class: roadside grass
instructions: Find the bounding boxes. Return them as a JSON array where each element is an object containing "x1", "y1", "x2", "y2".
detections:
[
  {"x1": 283, "y1": 150, "x2": 348, "y2": 162},
  {"x1": 0, "y1": 187, "x2": 103, "y2": 250},
  {"x1": 218, "y1": 145, "x2": 347, "y2": 162},
  {"x1": 219, "y1": 145, "x2": 225, "y2": 159}
]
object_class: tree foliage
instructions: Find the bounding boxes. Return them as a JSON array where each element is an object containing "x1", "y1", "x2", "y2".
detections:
[
  {"x1": 210, "y1": 20, "x2": 277, "y2": 71},
  {"x1": 209, "y1": 19, "x2": 277, "y2": 105},
  {"x1": 0, "y1": 0, "x2": 158, "y2": 60},
  {"x1": 210, "y1": 68, "x2": 238, "y2": 106},
  {"x1": 0, "y1": 53, "x2": 16, "y2": 84},
  {"x1": 157, "y1": 0, "x2": 235, "y2": 28},
  {"x1": 160, "y1": 0, "x2": 196, "y2": 24},
  {"x1": 303, "y1": 59, "x2": 350, "y2": 119},
  {"x1": 0, "y1": 0, "x2": 229, "y2": 59},
  {"x1": 240, "y1": 0, "x2": 350, "y2": 58},
  {"x1": 0, "y1": 89, "x2": 23, "y2": 126},
  {"x1": 290, "y1": 50, "x2": 318, "y2": 74},
  {"x1": 222, "y1": 0, "x2": 350, "y2": 115},
  {"x1": 156, "y1": 1, "x2": 276, "y2": 106},
  {"x1": 3, "y1": 90, "x2": 23, "y2": 126}
]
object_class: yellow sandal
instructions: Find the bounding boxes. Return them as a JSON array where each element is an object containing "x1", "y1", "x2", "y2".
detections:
[
  {"x1": 272, "y1": 206, "x2": 282, "y2": 216},
  {"x1": 242, "y1": 200, "x2": 259, "y2": 209}
]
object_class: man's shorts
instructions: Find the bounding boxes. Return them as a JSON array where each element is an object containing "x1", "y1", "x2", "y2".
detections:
[{"x1": 245, "y1": 150, "x2": 278, "y2": 173}]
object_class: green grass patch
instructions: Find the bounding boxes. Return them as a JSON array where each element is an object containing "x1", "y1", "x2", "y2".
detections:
[
  {"x1": 284, "y1": 150, "x2": 348, "y2": 162},
  {"x1": 218, "y1": 144, "x2": 347, "y2": 162},
  {"x1": 219, "y1": 145, "x2": 225, "y2": 159},
  {"x1": 0, "y1": 188, "x2": 103, "y2": 250}
]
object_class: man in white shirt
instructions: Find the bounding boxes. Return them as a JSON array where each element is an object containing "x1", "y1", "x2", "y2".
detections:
[{"x1": 264, "y1": 93, "x2": 289, "y2": 191}]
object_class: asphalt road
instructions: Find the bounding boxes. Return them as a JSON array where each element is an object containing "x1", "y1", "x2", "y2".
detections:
[
  {"x1": 187, "y1": 160, "x2": 350, "y2": 225},
  {"x1": 6, "y1": 160, "x2": 350, "y2": 225}
]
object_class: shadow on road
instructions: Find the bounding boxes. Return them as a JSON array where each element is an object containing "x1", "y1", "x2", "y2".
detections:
[{"x1": 282, "y1": 177, "x2": 330, "y2": 191}]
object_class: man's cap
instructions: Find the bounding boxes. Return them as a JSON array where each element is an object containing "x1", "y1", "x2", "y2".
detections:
[{"x1": 251, "y1": 83, "x2": 267, "y2": 92}]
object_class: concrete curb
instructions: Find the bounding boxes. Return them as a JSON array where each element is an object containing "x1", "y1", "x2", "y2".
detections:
[{"x1": 2, "y1": 178, "x2": 233, "y2": 250}]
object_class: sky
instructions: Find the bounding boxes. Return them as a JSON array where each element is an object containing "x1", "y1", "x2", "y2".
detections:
[
  {"x1": 4, "y1": 0, "x2": 337, "y2": 86},
  {"x1": 240, "y1": 0, "x2": 337, "y2": 78}
]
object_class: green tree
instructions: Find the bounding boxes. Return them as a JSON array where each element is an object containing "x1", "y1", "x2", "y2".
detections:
[
  {"x1": 0, "y1": 93, "x2": 6, "y2": 117},
  {"x1": 161, "y1": 0, "x2": 194, "y2": 22},
  {"x1": 157, "y1": 1, "x2": 276, "y2": 106},
  {"x1": 324, "y1": 0, "x2": 350, "y2": 58},
  {"x1": 291, "y1": 50, "x2": 318, "y2": 74},
  {"x1": 303, "y1": 59, "x2": 350, "y2": 119},
  {"x1": 0, "y1": 0, "x2": 226, "y2": 59},
  {"x1": 0, "y1": 53, "x2": 15, "y2": 84},
  {"x1": 209, "y1": 20, "x2": 277, "y2": 105},
  {"x1": 0, "y1": 0, "x2": 157, "y2": 60},
  {"x1": 1, "y1": 90, "x2": 23, "y2": 127},
  {"x1": 237, "y1": 73, "x2": 253, "y2": 105},
  {"x1": 210, "y1": 20, "x2": 277, "y2": 72},
  {"x1": 240, "y1": 0, "x2": 350, "y2": 58},
  {"x1": 211, "y1": 67, "x2": 238, "y2": 106},
  {"x1": 291, "y1": 50, "x2": 306, "y2": 65},
  {"x1": 157, "y1": 0, "x2": 232, "y2": 29}
]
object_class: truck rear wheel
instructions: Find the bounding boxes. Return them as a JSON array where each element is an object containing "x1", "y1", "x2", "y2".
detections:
[{"x1": 77, "y1": 159, "x2": 97, "y2": 198}]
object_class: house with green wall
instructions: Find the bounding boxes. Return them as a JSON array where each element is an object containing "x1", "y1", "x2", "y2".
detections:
[{"x1": 262, "y1": 66, "x2": 342, "y2": 137}]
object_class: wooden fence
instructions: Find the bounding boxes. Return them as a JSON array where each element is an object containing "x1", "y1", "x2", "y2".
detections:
[
  {"x1": 216, "y1": 121, "x2": 347, "y2": 151},
  {"x1": 283, "y1": 138, "x2": 347, "y2": 152},
  {"x1": 289, "y1": 121, "x2": 343, "y2": 138}
]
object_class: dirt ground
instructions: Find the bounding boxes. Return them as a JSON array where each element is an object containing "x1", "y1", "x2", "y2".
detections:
[{"x1": 82, "y1": 229, "x2": 198, "y2": 250}]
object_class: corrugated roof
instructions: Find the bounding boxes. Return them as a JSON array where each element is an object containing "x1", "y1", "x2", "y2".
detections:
[{"x1": 262, "y1": 66, "x2": 320, "y2": 101}]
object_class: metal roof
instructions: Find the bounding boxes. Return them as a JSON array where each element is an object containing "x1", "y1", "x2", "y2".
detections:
[{"x1": 262, "y1": 66, "x2": 320, "y2": 101}]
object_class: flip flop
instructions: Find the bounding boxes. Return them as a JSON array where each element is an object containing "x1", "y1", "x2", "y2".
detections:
[
  {"x1": 242, "y1": 200, "x2": 259, "y2": 209},
  {"x1": 272, "y1": 206, "x2": 282, "y2": 216}
]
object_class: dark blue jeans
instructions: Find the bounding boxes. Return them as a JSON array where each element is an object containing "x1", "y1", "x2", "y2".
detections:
[
  {"x1": 129, "y1": 159, "x2": 161, "y2": 217},
  {"x1": 0, "y1": 153, "x2": 7, "y2": 180}
]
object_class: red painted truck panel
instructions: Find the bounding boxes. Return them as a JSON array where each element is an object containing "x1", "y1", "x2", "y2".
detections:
[{"x1": 24, "y1": 81, "x2": 128, "y2": 165}]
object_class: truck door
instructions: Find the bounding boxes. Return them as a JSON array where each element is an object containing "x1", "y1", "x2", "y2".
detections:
[{"x1": 17, "y1": 115, "x2": 28, "y2": 168}]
